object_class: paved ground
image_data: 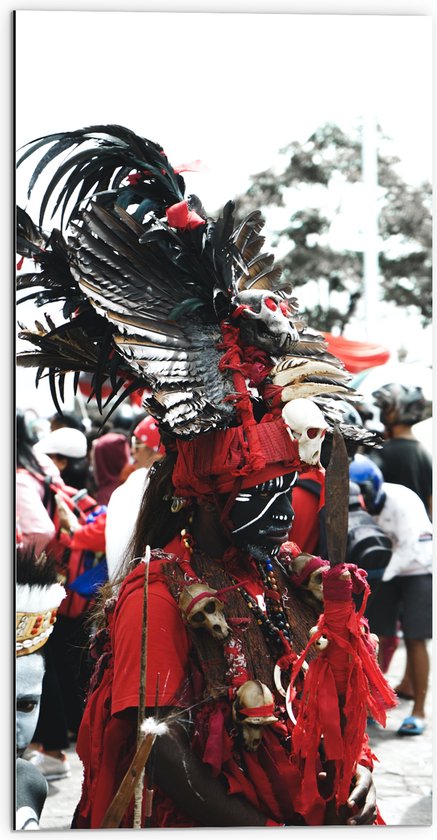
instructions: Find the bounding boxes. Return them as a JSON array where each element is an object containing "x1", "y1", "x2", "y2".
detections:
[{"x1": 38, "y1": 640, "x2": 433, "y2": 830}]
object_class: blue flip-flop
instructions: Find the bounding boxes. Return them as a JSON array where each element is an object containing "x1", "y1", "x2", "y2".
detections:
[{"x1": 397, "y1": 715, "x2": 425, "y2": 736}]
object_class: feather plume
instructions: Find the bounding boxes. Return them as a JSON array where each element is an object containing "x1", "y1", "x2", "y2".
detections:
[{"x1": 16, "y1": 124, "x2": 366, "y2": 435}]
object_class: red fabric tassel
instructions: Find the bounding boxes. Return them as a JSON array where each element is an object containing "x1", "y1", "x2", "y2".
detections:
[
  {"x1": 289, "y1": 563, "x2": 397, "y2": 817},
  {"x1": 202, "y1": 705, "x2": 225, "y2": 776}
]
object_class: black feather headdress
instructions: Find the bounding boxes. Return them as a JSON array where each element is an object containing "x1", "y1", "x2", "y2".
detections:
[{"x1": 16, "y1": 125, "x2": 371, "y2": 496}]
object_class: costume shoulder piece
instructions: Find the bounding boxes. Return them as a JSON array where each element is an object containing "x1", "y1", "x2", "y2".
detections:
[{"x1": 17, "y1": 125, "x2": 376, "y2": 497}]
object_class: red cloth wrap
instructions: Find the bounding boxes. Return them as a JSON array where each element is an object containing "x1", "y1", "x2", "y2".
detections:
[
  {"x1": 288, "y1": 563, "x2": 397, "y2": 817},
  {"x1": 172, "y1": 418, "x2": 300, "y2": 497},
  {"x1": 172, "y1": 322, "x2": 301, "y2": 497},
  {"x1": 165, "y1": 200, "x2": 205, "y2": 230}
]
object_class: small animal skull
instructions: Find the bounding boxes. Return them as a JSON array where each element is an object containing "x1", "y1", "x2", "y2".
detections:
[
  {"x1": 289, "y1": 553, "x2": 330, "y2": 604},
  {"x1": 282, "y1": 398, "x2": 328, "y2": 465},
  {"x1": 309, "y1": 625, "x2": 329, "y2": 651},
  {"x1": 232, "y1": 290, "x2": 299, "y2": 352},
  {"x1": 179, "y1": 583, "x2": 230, "y2": 640},
  {"x1": 232, "y1": 679, "x2": 278, "y2": 751}
]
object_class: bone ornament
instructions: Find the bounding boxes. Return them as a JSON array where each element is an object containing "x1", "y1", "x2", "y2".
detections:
[
  {"x1": 232, "y1": 289, "x2": 299, "y2": 353},
  {"x1": 282, "y1": 398, "x2": 328, "y2": 466},
  {"x1": 309, "y1": 625, "x2": 329, "y2": 651},
  {"x1": 274, "y1": 658, "x2": 308, "y2": 697},
  {"x1": 288, "y1": 552, "x2": 330, "y2": 604},
  {"x1": 232, "y1": 679, "x2": 278, "y2": 752},
  {"x1": 178, "y1": 583, "x2": 230, "y2": 640}
]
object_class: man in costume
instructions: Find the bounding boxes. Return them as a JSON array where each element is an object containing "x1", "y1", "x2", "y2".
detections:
[
  {"x1": 16, "y1": 126, "x2": 396, "y2": 827},
  {"x1": 16, "y1": 548, "x2": 66, "y2": 828}
]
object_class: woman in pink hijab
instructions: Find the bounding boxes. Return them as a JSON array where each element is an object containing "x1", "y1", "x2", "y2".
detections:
[{"x1": 91, "y1": 432, "x2": 131, "y2": 505}]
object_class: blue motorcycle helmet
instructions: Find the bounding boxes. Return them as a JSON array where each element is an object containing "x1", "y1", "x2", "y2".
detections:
[{"x1": 349, "y1": 454, "x2": 386, "y2": 512}]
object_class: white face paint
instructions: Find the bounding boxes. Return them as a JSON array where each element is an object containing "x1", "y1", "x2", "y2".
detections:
[
  {"x1": 229, "y1": 472, "x2": 297, "y2": 548},
  {"x1": 16, "y1": 654, "x2": 45, "y2": 754}
]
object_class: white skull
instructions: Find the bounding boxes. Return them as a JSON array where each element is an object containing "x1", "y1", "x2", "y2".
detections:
[
  {"x1": 232, "y1": 290, "x2": 299, "y2": 352},
  {"x1": 282, "y1": 398, "x2": 328, "y2": 465},
  {"x1": 232, "y1": 679, "x2": 278, "y2": 752},
  {"x1": 179, "y1": 583, "x2": 230, "y2": 640}
]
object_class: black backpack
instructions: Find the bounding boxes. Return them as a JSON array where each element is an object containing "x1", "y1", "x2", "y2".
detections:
[{"x1": 295, "y1": 478, "x2": 392, "y2": 580}]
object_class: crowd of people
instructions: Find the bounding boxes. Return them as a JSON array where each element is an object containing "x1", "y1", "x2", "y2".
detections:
[
  {"x1": 16, "y1": 407, "x2": 163, "y2": 787},
  {"x1": 15, "y1": 123, "x2": 432, "y2": 830}
]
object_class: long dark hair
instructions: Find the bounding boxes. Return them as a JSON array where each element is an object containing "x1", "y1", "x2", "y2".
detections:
[
  {"x1": 16, "y1": 410, "x2": 44, "y2": 476},
  {"x1": 92, "y1": 451, "x2": 190, "y2": 627}
]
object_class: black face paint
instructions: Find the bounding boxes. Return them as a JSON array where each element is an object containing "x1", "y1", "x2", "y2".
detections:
[{"x1": 228, "y1": 471, "x2": 298, "y2": 549}]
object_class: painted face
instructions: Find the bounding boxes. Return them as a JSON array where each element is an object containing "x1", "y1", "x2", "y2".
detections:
[
  {"x1": 16, "y1": 653, "x2": 45, "y2": 755},
  {"x1": 228, "y1": 472, "x2": 297, "y2": 548}
]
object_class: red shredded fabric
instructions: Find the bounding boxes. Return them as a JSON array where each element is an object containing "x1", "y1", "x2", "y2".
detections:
[{"x1": 289, "y1": 563, "x2": 397, "y2": 818}]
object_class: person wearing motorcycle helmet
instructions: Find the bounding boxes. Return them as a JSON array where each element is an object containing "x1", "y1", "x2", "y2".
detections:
[
  {"x1": 371, "y1": 383, "x2": 432, "y2": 518},
  {"x1": 350, "y1": 454, "x2": 432, "y2": 737},
  {"x1": 373, "y1": 383, "x2": 431, "y2": 428},
  {"x1": 349, "y1": 454, "x2": 386, "y2": 515}
]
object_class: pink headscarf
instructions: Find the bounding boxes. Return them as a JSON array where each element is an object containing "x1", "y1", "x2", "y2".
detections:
[{"x1": 92, "y1": 433, "x2": 131, "y2": 505}]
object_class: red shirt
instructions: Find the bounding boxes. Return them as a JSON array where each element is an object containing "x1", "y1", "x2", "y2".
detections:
[
  {"x1": 289, "y1": 468, "x2": 325, "y2": 554},
  {"x1": 112, "y1": 564, "x2": 192, "y2": 713}
]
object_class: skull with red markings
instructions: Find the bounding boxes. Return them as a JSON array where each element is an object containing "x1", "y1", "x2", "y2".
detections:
[
  {"x1": 232, "y1": 289, "x2": 299, "y2": 352},
  {"x1": 282, "y1": 398, "x2": 328, "y2": 466},
  {"x1": 232, "y1": 679, "x2": 278, "y2": 751}
]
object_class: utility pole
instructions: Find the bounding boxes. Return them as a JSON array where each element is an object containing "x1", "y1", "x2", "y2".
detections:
[{"x1": 361, "y1": 111, "x2": 380, "y2": 340}]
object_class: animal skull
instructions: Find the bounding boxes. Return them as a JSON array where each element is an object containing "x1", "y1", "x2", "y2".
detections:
[
  {"x1": 178, "y1": 583, "x2": 230, "y2": 640},
  {"x1": 309, "y1": 626, "x2": 329, "y2": 651},
  {"x1": 232, "y1": 290, "x2": 299, "y2": 352},
  {"x1": 289, "y1": 553, "x2": 330, "y2": 603},
  {"x1": 282, "y1": 398, "x2": 328, "y2": 465},
  {"x1": 232, "y1": 679, "x2": 278, "y2": 751}
]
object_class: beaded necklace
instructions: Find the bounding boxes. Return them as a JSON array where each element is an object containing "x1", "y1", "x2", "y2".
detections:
[{"x1": 230, "y1": 544, "x2": 295, "y2": 657}]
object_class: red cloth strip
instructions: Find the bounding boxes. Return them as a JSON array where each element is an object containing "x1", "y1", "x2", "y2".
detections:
[
  {"x1": 184, "y1": 580, "x2": 250, "y2": 616},
  {"x1": 290, "y1": 555, "x2": 327, "y2": 586},
  {"x1": 238, "y1": 704, "x2": 275, "y2": 717}
]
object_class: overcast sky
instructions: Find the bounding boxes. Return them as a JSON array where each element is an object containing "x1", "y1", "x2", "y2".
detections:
[
  {"x1": 15, "y1": 10, "x2": 432, "y2": 211},
  {"x1": 12, "y1": 4, "x2": 434, "y2": 416}
]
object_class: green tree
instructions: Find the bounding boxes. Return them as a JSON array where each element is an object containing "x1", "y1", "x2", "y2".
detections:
[{"x1": 234, "y1": 122, "x2": 432, "y2": 333}]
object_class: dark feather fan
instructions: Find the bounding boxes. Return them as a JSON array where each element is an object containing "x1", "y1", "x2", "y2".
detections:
[{"x1": 16, "y1": 124, "x2": 373, "y2": 444}]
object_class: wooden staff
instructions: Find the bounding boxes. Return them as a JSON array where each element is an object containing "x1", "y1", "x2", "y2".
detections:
[
  {"x1": 100, "y1": 729, "x2": 157, "y2": 829},
  {"x1": 144, "y1": 674, "x2": 160, "y2": 827},
  {"x1": 133, "y1": 545, "x2": 151, "y2": 828},
  {"x1": 101, "y1": 546, "x2": 152, "y2": 829}
]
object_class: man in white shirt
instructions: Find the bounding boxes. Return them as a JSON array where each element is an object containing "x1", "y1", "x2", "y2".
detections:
[{"x1": 350, "y1": 454, "x2": 432, "y2": 736}]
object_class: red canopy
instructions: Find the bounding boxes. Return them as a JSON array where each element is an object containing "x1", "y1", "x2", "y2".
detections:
[{"x1": 322, "y1": 333, "x2": 390, "y2": 374}]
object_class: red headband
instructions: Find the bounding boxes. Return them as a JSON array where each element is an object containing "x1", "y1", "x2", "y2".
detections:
[
  {"x1": 238, "y1": 704, "x2": 276, "y2": 717},
  {"x1": 290, "y1": 555, "x2": 328, "y2": 587},
  {"x1": 183, "y1": 581, "x2": 249, "y2": 616}
]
